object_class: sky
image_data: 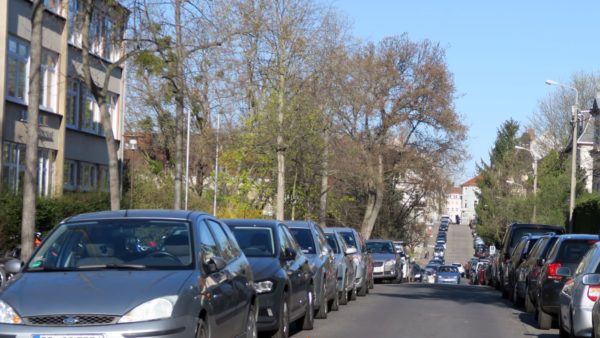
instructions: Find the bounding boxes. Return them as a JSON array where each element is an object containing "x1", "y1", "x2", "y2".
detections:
[{"x1": 327, "y1": 0, "x2": 600, "y2": 185}]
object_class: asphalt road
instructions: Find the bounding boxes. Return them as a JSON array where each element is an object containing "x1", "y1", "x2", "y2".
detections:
[{"x1": 292, "y1": 223, "x2": 560, "y2": 337}]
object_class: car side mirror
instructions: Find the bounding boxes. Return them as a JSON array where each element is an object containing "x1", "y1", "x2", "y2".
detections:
[
  {"x1": 556, "y1": 267, "x2": 572, "y2": 278},
  {"x1": 582, "y1": 274, "x2": 600, "y2": 285},
  {"x1": 536, "y1": 258, "x2": 545, "y2": 267},
  {"x1": 204, "y1": 256, "x2": 226, "y2": 274},
  {"x1": 345, "y1": 247, "x2": 357, "y2": 255},
  {"x1": 284, "y1": 248, "x2": 297, "y2": 261},
  {"x1": 4, "y1": 259, "x2": 22, "y2": 274}
]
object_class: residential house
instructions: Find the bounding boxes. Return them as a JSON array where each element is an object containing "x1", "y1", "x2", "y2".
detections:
[
  {"x1": 445, "y1": 186, "x2": 462, "y2": 223},
  {"x1": 460, "y1": 176, "x2": 481, "y2": 225}
]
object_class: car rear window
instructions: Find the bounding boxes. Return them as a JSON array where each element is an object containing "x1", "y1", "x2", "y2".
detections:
[
  {"x1": 556, "y1": 239, "x2": 598, "y2": 263},
  {"x1": 510, "y1": 228, "x2": 560, "y2": 249},
  {"x1": 366, "y1": 241, "x2": 394, "y2": 254},
  {"x1": 289, "y1": 228, "x2": 316, "y2": 254},
  {"x1": 231, "y1": 227, "x2": 276, "y2": 257},
  {"x1": 324, "y1": 234, "x2": 340, "y2": 254},
  {"x1": 339, "y1": 231, "x2": 357, "y2": 249}
]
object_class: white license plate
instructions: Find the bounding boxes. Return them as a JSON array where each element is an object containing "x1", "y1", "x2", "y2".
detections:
[
  {"x1": 34, "y1": 335, "x2": 103, "y2": 338},
  {"x1": 374, "y1": 266, "x2": 383, "y2": 273}
]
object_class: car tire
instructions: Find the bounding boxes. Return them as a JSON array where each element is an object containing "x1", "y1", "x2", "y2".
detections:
[
  {"x1": 558, "y1": 312, "x2": 570, "y2": 338},
  {"x1": 537, "y1": 301, "x2": 552, "y2": 330},
  {"x1": 525, "y1": 287, "x2": 535, "y2": 313},
  {"x1": 195, "y1": 318, "x2": 209, "y2": 338},
  {"x1": 297, "y1": 288, "x2": 314, "y2": 331},
  {"x1": 357, "y1": 276, "x2": 367, "y2": 297},
  {"x1": 349, "y1": 286, "x2": 357, "y2": 301},
  {"x1": 271, "y1": 293, "x2": 289, "y2": 338},
  {"x1": 330, "y1": 288, "x2": 339, "y2": 311},
  {"x1": 368, "y1": 275, "x2": 374, "y2": 289},
  {"x1": 315, "y1": 282, "x2": 328, "y2": 319},
  {"x1": 512, "y1": 283, "x2": 523, "y2": 307},
  {"x1": 246, "y1": 305, "x2": 257, "y2": 338},
  {"x1": 339, "y1": 289, "x2": 349, "y2": 305}
]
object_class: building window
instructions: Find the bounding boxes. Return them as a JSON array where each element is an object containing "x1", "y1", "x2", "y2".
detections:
[
  {"x1": 64, "y1": 160, "x2": 77, "y2": 190},
  {"x1": 6, "y1": 37, "x2": 29, "y2": 102},
  {"x1": 37, "y1": 149, "x2": 52, "y2": 196},
  {"x1": 20, "y1": 110, "x2": 49, "y2": 126},
  {"x1": 81, "y1": 89, "x2": 100, "y2": 133},
  {"x1": 68, "y1": 0, "x2": 82, "y2": 47},
  {"x1": 104, "y1": 17, "x2": 114, "y2": 60},
  {"x1": 40, "y1": 51, "x2": 59, "y2": 111},
  {"x1": 80, "y1": 162, "x2": 97, "y2": 191},
  {"x1": 2, "y1": 142, "x2": 53, "y2": 196},
  {"x1": 98, "y1": 165, "x2": 109, "y2": 191},
  {"x1": 44, "y1": 0, "x2": 62, "y2": 15},
  {"x1": 66, "y1": 80, "x2": 80, "y2": 128}
]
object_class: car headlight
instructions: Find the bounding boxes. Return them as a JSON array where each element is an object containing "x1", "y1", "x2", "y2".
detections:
[
  {"x1": 384, "y1": 260, "x2": 396, "y2": 268},
  {"x1": 118, "y1": 296, "x2": 178, "y2": 323},
  {"x1": 254, "y1": 280, "x2": 275, "y2": 294},
  {"x1": 0, "y1": 300, "x2": 22, "y2": 324}
]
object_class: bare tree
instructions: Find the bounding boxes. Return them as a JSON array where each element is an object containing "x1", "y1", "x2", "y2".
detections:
[{"x1": 20, "y1": 0, "x2": 44, "y2": 261}]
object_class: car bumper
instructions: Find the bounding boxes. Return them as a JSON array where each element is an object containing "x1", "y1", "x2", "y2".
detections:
[
  {"x1": 373, "y1": 267, "x2": 398, "y2": 280},
  {"x1": 540, "y1": 282, "x2": 565, "y2": 314},
  {"x1": 573, "y1": 307, "x2": 593, "y2": 337},
  {"x1": 436, "y1": 279, "x2": 460, "y2": 285},
  {"x1": 0, "y1": 316, "x2": 194, "y2": 338}
]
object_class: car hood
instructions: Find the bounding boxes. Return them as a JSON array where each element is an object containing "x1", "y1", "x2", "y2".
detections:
[
  {"x1": 247, "y1": 257, "x2": 282, "y2": 282},
  {"x1": 371, "y1": 253, "x2": 396, "y2": 262},
  {"x1": 1, "y1": 270, "x2": 194, "y2": 316}
]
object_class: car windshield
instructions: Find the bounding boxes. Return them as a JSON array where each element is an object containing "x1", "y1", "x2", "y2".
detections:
[
  {"x1": 325, "y1": 234, "x2": 340, "y2": 254},
  {"x1": 27, "y1": 219, "x2": 193, "y2": 271},
  {"x1": 438, "y1": 266, "x2": 458, "y2": 273},
  {"x1": 289, "y1": 228, "x2": 316, "y2": 254},
  {"x1": 230, "y1": 227, "x2": 275, "y2": 257},
  {"x1": 339, "y1": 231, "x2": 357, "y2": 249},
  {"x1": 366, "y1": 241, "x2": 394, "y2": 254},
  {"x1": 557, "y1": 239, "x2": 598, "y2": 263}
]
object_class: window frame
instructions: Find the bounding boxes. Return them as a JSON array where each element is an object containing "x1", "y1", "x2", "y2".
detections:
[
  {"x1": 39, "y1": 50, "x2": 59, "y2": 112},
  {"x1": 6, "y1": 36, "x2": 29, "y2": 103},
  {"x1": 63, "y1": 159, "x2": 78, "y2": 191}
]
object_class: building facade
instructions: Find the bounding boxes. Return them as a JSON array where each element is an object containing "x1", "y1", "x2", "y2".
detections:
[
  {"x1": 0, "y1": 0, "x2": 126, "y2": 196},
  {"x1": 460, "y1": 176, "x2": 481, "y2": 225},
  {"x1": 445, "y1": 186, "x2": 462, "y2": 223}
]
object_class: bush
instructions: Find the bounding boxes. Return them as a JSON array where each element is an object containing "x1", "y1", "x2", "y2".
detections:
[
  {"x1": 0, "y1": 192, "x2": 110, "y2": 251},
  {"x1": 572, "y1": 193, "x2": 600, "y2": 234}
]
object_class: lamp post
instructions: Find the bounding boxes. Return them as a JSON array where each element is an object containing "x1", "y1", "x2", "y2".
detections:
[
  {"x1": 545, "y1": 79, "x2": 579, "y2": 233},
  {"x1": 515, "y1": 145, "x2": 539, "y2": 223}
]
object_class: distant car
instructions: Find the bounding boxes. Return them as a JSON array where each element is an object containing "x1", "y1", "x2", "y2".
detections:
[
  {"x1": 393, "y1": 241, "x2": 405, "y2": 255},
  {"x1": 329, "y1": 228, "x2": 373, "y2": 296},
  {"x1": 411, "y1": 263, "x2": 423, "y2": 282},
  {"x1": 436, "y1": 265, "x2": 461, "y2": 285},
  {"x1": 557, "y1": 241, "x2": 600, "y2": 337},
  {"x1": 537, "y1": 234, "x2": 600, "y2": 330},
  {"x1": 0, "y1": 210, "x2": 258, "y2": 338},
  {"x1": 287, "y1": 221, "x2": 338, "y2": 319},
  {"x1": 323, "y1": 229, "x2": 357, "y2": 306},
  {"x1": 497, "y1": 223, "x2": 565, "y2": 298},
  {"x1": 434, "y1": 245, "x2": 445, "y2": 258},
  {"x1": 226, "y1": 219, "x2": 315, "y2": 336},
  {"x1": 424, "y1": 265, "x2": 439, "y2": 284},
  {"x1": 451, "y1": 262, "x2": 465, "y2": 277},
  {"x1": 366, "y1": 240, "x2": 402, "y2": 283}
]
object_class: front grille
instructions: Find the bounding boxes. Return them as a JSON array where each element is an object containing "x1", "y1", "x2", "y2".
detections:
[
  {"x1": 24, "y1": 315, "x2": 119, "y2": 326},
  {"x1": 373, "y1": 261, "x2": 384, "y2": 267}
]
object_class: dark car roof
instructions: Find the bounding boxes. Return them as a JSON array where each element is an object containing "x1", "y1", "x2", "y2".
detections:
[
  {"x1": 508, "y1": 223, "x2": 564, "y2": 231},
  {"x1": 327, "y1": 227, "x2": 355, "y2": 232},
  {"x1": 556, "y1": 234, "x2": 600, "y2": 241},
  {"x1": 285, "y1": 220, "x2": 314, "y2": 229},
  {"x1": 64, "y1": 209, "x2": 207, "y2": 222},
  {"x1": 366, "y1": 239, "x2": 393, "y2": 243},
  {"x1": 222, "y1": 219, "x2": 281, "y2": 228}
]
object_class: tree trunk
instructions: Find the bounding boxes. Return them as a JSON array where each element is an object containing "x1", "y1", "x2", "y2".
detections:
[
  {"x1": 319, "y1": 126, "x2": 330, "y2": 228},
  {"x1": 360, "y1": 153, "x2": 384, "y2": 240},
  {"x1": 97, "y1": 98, "x2": 120, "y2": 210},
  {"x1": 173, "y1": 0, "x2": 184, "y2": 210},
  {"x1": 20, "y1": 0, "x2": 44, "y2": 262},
  {"x1": 275, "y1": 72, "x2": 285, "y2": 220}
]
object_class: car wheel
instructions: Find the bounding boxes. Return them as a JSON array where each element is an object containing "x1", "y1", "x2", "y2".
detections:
[
  {"x1": 349, "y1": 286, "x2": 357, "y2": 301},
  {"x1": 525, "y1": 286, "x2": 535, "y2": 313},
  {"x1": 315, "y1": 282, "x2": 328, "y2": 319},
  {"x1": 357, "y1": 277, "x2": 367, "y2": 297},
  {"x1": 339, "y1": 289, "x2": 349, "y2": 305},
  {"x1": 195, "y1": 318, "x2": 209, "y2": 338},
  {"x1": 297, "y1": 287, "x2": 314, "y2": 331},
  {"x1": 271, "y1": 293, "x2": 289, "y2": 338},
  {"x1": 246, "y1": 305, "x2": 257, "y2": 338},
  {"x1": 330, "y1": 287, "x2": 339, "y2": 311},
  {"x1": 369, "y1": 275, "x2": 374, "y2": 289},
  {"x1": 512, "y1": 283, "x2": 523, "y2": 307},
  {"x1": 537, "y1": 300, "x2": 552, "y2": 330}
]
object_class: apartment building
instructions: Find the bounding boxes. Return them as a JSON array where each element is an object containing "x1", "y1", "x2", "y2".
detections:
[
  {"x1": 445, "y1": 186, "x2": 462, "y2": 223},
  {"x1": 0, "y1": 0, "x2": 126, "y2": 196}
]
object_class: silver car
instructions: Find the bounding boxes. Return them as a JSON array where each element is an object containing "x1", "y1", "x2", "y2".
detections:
[
  {"x1": 323, "y1": 229, "x2": 357, "y2": 305},
  {"x1": 0, "y1": 210, "x2": 258, "y2": 338},
  {"x1": 557, "y1": 241, "x2": 600, "y2": 338}
]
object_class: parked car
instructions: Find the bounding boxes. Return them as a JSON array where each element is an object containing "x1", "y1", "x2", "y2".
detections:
[
  {"x1": 496, "y1": 222, "x2": 565, "y2": 298},
  {"x1": 411, "y1": 263, "x2": 424, "y2": 282},
  {"x1": 366, "y1": 239, "x2": 402, "y2": 283},
  {"x1": 471, "y1": 260, "x2": 489, "y2": 285},
  {"x1": 424, "y1": 264, "x2": 439, "y2": 284},
  {"x1": 436, "y1": 265, "x2": 461, "y2": 285},
  {"x1": 329, "y1": 227, "x2": 373, "y2": 296},
  {"x1": 0, "y1": 210, "x2": 258, "y2": 338},
  {"x1": 226, "y1": 219, "x2": 315, "y2": 336},
  {"x1": 516, "y1": 233, "x2": 559, "y2": 313},
  {"x1": 287, "y1": 221, "x2": 337, "y2": 319},
  {"x1": 451, "y1": 262, "x2": 465, "y2": 277},
  {"x1": 507, "y1": 234, "x2": 542, "y2": 306},
  {"x1": 393, "y1": 241, "x2": 405, "y2": 255},
  {"x1": 434, "y1": 245, "x2": 445, "y2": 258},
  {"x1": 536, "y1": 234, "x2": 600, "y2": 330},
  {"x1": 323, "y1": 229, "x2": 357, "y2": 305}
]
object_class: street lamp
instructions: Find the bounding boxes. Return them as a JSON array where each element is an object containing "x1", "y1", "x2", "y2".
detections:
[
  {"x1": 515, "y1": 145, "x2": 539, "y2": 223},
  {"x1": 545, "y1": 79, "x2": 579, "y2": 233}
]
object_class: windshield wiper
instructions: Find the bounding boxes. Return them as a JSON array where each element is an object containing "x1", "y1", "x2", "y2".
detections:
[
  {"x1": 27, "y1": 266, "x2": 77, "y2": 272},
  {"x1": 76, "y1": 264, "x2": 147, "y2": 270}
]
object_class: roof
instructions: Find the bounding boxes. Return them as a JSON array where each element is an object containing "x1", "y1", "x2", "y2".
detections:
[
  {"x1": 222, "y1": 219, "x2": 281, "y2": 228},
  {"x1": 448, "y1": 187, "x2": 462, "y2": 195},
  {"x1": 65, "y1": 209, "x2": 204, "y2": 222},
  {"x1": 285, "y1": 220, "x2": 315, "y2": 229},
  {"x1": 461, "y1": 176, "x2": 482, "y2": 187}
]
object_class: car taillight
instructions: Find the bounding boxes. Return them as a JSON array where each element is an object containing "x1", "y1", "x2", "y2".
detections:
[
  {"x1": 547, "y1": 263, "x2": 562, "y2": 280},
  {"x1": 588, "y1": 286, "x2": 600, "y2": 302}
]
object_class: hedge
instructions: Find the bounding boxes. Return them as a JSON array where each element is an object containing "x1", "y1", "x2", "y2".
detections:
[{"x1": 572, "y1": 193, "x2": 600, "y2": 234}]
